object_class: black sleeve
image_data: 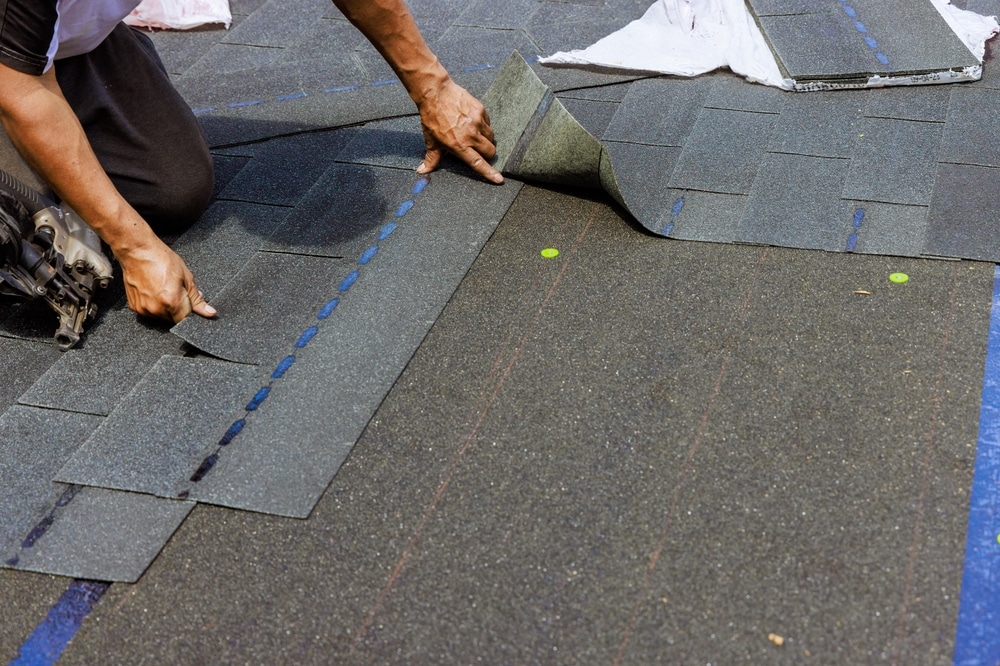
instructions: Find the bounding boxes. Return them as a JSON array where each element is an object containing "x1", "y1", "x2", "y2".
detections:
[{"x1": 0, "y1": 0, "x2": 58, "y2": 75}]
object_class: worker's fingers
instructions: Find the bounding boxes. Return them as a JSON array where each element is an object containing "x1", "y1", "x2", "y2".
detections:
[
  {"x1": 470, "y1": 131, "x2": 497, "y2": 160},
  {"x1": 455, "y1": 145, "x2": 503, "y2": 183},
  {"x1": 479, "y1": 112, "x2": 495, "y2": 145},
  {"x1": 168, "y1": 292, "x2": 192, "y2": 324},
  {"x1": 187, "y1": 287, "x2": 217, "y2": 321},
  {"x1": 417, "y1": 146, "x2": 443, "y2": 175},
  {"x1": 419, "y1": 140, "x2": 503, "y2": 183}
]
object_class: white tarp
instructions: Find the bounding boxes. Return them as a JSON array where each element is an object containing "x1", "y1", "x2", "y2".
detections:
[
  {"x1": 540, "y1": 0, "x2": 998, "y2": 90},
  {"x1": 124, "y1": 0, "x2": 231, "y2": 30}
]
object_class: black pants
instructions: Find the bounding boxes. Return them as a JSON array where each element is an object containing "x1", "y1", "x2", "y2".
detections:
[{"x1": 4, "y1": 23, "x2": 214, "y2": 235}]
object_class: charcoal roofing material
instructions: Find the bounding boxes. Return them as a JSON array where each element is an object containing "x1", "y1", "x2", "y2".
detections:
[{"x1": 0, "y1": 0, "x2": 998, "y2": 587}]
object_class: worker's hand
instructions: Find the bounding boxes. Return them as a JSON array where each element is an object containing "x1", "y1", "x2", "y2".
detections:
[
  {"x1": 415, "y1": 78, "x2": 503, "y2": 184},
  {"x1": 117, "y1": 238, "x2": 216, "y2": 323}
]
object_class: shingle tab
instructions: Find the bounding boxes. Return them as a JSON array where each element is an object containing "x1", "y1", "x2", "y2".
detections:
[
  {"x1": 863, "y1": 84, "x2": 952, "y2": 122},
  {"x1": 55, "y1": 356, "x2": 260, "y2": 499},
  {"x1": 0, "y1": 406, "x2": 103, "y2": 559},
  {"x1": 735, "y1": 152, "x2": 853, "y2": 251},
  {"x1": 923, "y1": 162, "x2": 1000, "y2": 260},
  {"x1": 841, "y1": 117, "x2": 944, "y2": 205},
  {"x1": 603, "y1": 77, "x2": 712, "y2": 146},
  {"x1": 17, "y1": 305, "x2": 186, "y2": 417},
  {"x1": 661, "y1": 190, "x2": 748, "y2": 243},
  {"x1": 169, "y1": 200, "x2": 290, "y2": 299},
  {"x1": 0, "y1": 338, "x2": 61, "y2": 411},
  {"x1": 221, "y1": 0, "x2": 328, "y2": 48},
  {"x1": 667, "y1": 109, "x2": 777, "y2": 195},
  {"x1": 767, "y1": 89, "x2": 866, "y2": 158},
  {"x1": 557, "y1": 97, "x2": 619, "y2": 139},
  {"x1": 938, "y1": 87, "x2": 1000, "y2": 168},
  {"x1": 7, "y1": 488, "x2": 193, "y2": 583},
  {"x1": 218, "y1": 130, "x2": 353, "y2": 206},
  {"x1": 171, "y1": 252, "x2": 352, "y2": 365},
  {"x1": 262, "y1": 163, "x2": 419, "y2": 258},
  {"x1": 704, "y1": 74, "x2": 787, "y2": 114},
  {"x1": 336, "y1": 116, "x2": 428, "y2": 170},
  {"x1": 848, "y1": 202, "x2": 929, "y2": 257}
]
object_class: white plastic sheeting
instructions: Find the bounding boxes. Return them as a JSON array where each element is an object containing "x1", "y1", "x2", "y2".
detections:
[
  {"x1": 540, "y1": 0, "x2": 998, "y2": 90},
  {"x1": 124, "y1": 0, "x2": 231, "y2": 30}
]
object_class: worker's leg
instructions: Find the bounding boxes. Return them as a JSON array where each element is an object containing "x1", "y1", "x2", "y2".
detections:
[{"x1": 54, "y1": 23, "x2": 214, "y2": 234}]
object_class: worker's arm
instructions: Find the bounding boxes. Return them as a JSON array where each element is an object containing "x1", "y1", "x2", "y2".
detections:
[
  {"x1": 0, "y1": 63, "x2": 214, "y2": 323},
  {"x1": 331, "y1": 0, "x2": 503, "y2": 183}
]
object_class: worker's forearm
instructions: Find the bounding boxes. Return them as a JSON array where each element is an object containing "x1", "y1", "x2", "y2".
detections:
[
  {"x1": 331, "y1": 0, "x2": 449, "y2": 104},
  {"x1": 0, "y1": 66, "x2": 155, "y2": 256}
]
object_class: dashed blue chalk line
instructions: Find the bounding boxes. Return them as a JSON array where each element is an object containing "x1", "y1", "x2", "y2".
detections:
[
  {"x1": 660, "y1": 196, "x2": 685, "y2": 236},
  {"x1": 340, "y1": 268, "x2": 360, "y2": 289},
  {"x1": 191, "y1": 56, "x2": 541, "y2": 116},
  {"x1": 183, "y1": 175, "x2": 430, "y2": 486},
  {"x1": 838, "y1": 0, "x2": 891, "y2": 69}
]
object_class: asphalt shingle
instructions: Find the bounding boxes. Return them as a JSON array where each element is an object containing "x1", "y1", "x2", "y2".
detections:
[
  {"x1": 667, "y1": 108, "x2": 777, "y2": 195},
  {"x1": 17, "y1": 305, "x2": 185, "y2": 417},
  {"x1": 766, "y1": 89, "x2": 866, "y2": 159},
  {"x1": 171, "y1": 252, "x2": 352, "y2": 365},
  {"x1": 7, "y1": 488, "x2": 193, "y2": 583},
  {"x1": 187, "y1": 170, "x2": 522, "y2": 516},
  {"x1": 55, "y1": 356, "x2": 260, "y2": 499},
  {"x1": 938, "y1": 86, "x2": 1000, "y2": 168},
  {"x1": 602, "y1": 76, "x2": 712, "y2": 146},
  {"x1": 735, "y1": 152, "x2": 854, "y2": 251},
  {"x1": 841, "y1": 117, "x2": 944, "y2": 205},
  {"x1": 923, "y1": 162, "x2": 1000, "y2": 260},
  {"x1": 0, "y1": 406, "x2": 103, "y2": 559}
]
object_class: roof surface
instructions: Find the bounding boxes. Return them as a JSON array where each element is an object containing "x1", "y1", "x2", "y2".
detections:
[{"x1": 2, "y1": 0, "x2": 1000, "y2": 662}]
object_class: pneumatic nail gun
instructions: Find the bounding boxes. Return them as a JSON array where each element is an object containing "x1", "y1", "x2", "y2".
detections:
[{"x1": 0, "y1": 168, "x2": 112, "y2": 350}]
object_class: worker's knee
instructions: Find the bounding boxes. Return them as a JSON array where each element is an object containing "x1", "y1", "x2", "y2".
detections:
[{"x1": 122, "y1": 150, "x2": 215, "y2": 236}]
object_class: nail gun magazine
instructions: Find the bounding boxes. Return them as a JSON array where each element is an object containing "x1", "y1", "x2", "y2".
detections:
[{"x1": 0, "y1": 168, "x2": 113, "y2": 350}]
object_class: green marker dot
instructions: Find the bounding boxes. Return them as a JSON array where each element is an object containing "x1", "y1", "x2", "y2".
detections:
[
  {"x1": 541, "y1": 248, "x2": 559, "y2": 259},
  {"x1": 889, "y1": 272, "x2": 909, "y2": 284},
  {"x1": 996, "y1": 533, "x2": 1000, "y2": 545}
]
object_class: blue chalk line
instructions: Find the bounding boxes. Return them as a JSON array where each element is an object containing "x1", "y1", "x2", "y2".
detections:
[
  {"x1": 9, "y1": 580, "x2": 110, "y2": 666},
  {"x1": 954, "y1": 265, "x2": 1000, "y2": 665}
]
